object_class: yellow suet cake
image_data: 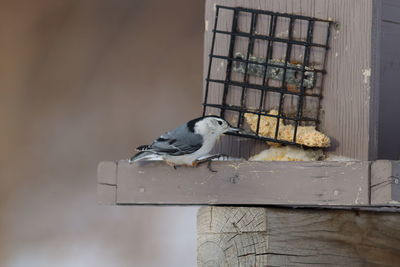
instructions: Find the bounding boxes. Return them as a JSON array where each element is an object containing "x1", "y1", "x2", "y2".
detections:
[{"x1": 244, "y1": 110, "x2": 330, "y2": 147}]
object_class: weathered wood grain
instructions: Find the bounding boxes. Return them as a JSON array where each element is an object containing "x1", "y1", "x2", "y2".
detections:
[
  {"x1": 197, "y1": 206, "x2": 400, "y2": 266},
  {"x1": 197, "y1": 207, "x2": 269, "y2": 266},
  {"x1": 97, "y1": 161, "x2": 117, "y2": 205},
  {"x1": 113, "y1": 160, "x2": 369, "y2": 205},
  {"x1": 371, "y1": 160, "x2": 400, "y2": 205},
  {"x1": 204, "y1": 0, "x2": 375, "y2": 160}
]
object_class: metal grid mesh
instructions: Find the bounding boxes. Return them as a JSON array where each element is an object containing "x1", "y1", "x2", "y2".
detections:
[{"x1": 203, "y1": 6, "x2": 333, "y2": 146}]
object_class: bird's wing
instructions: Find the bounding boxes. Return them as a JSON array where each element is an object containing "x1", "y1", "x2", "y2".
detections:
[{"x1": 137, "y1": 124, "x2": 203, "y2": 156}]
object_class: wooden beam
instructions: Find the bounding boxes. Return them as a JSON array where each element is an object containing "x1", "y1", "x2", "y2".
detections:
[
  {"x1": 197, "y1": 206, "x2": 400, "y2": 266},
  {"x1": 99, "y1": 160, "x2": 370, "y2": 206},
  {"x1": 371, "y1": 160, "x2": 400, "y2": 205}
]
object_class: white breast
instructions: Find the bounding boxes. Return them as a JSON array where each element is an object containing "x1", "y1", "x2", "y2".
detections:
[{"x1": 163, "y1": 134, "x2": 219, "y2": 165}]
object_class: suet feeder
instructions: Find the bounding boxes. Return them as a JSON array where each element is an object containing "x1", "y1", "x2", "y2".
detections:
[{"x1": 98, "y1": 1, "x2": 400, "y2": 265}]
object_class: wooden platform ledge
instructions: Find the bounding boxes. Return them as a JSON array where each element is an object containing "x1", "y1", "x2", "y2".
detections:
[{"x1": 97, "y1": 160, "x2": 400, "y2": 207}]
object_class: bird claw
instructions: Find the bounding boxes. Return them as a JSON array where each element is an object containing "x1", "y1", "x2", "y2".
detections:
[
  {"x1": 166, "y1": 154, "x2": 226, "y2": 172},
  {"x1": 166, "y1": 161, "x2": 178, "y2": 170},
  {"x1": 207, "y1": 161, "x2": 217, "y2": 173},
  {"x1": 193, "y1": 154, "x2": 226, "y2": 173}
]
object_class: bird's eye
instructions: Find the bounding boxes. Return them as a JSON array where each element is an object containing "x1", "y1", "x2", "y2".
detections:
[{"x1": 217, "y1": 120, "x2": 223, "y2": 125}]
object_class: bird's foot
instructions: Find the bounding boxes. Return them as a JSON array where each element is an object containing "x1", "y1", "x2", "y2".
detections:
[
  {"x1": 206, "y1": 160, "x2": 217, "y2": 173},
  {"x1": 193, "y1": 154, "x2": 226, "y2": 173},
  {"x1": 166, "y1": 161, "x2": 178, "y2": 170}
]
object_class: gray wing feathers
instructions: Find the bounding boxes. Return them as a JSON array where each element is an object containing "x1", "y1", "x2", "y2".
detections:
[
  {"x1": 129, "y1": 151, "x2": 154, "y2": 163},
  {"x1": 139, "y1": 124, "x2": 203, "y2": 156}
]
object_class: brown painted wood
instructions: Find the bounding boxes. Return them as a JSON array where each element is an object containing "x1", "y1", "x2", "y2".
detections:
[
  {"x1": 97, "y1": 161, "x2": 117, "y2": 205},
  {"x1": 197, "y1": 206, "x2": 400, "y2": 266},
  {"x1": 107, "y1": 160, "x2": 369, "y2": 205},
  {"x1": 371, "y1": 160, "x2": 400, "y2": 205},
  {"x1": 204, "y1": 0, "x2": 376, "y2": 160}
]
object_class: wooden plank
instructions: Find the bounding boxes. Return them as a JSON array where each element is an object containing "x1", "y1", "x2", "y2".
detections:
[
  {"x1": 377, "y1": 13, "x2": 400, "y2": 159},
  {"x1": 97, "y1": 161, "x2": 117, "y2": 205},
  {"x1": 204, "y1": 0, "x2": 375, "y2": 160},
  {"x1": 371, "y1": 160, "x2": 400, "y2": 205},
  {"x1": 114, "y1": 160, "x2": 369, "y2": 205},
  {"x1": 197, "y1": 206, "x2": 400, "y2": 266},
  {"x1": 369, "y1": 0, "x2": 382, "y2": 161}
]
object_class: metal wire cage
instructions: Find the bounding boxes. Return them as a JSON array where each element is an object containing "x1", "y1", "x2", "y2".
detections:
[{"x1": 202, "y1": 6, "x2": 333, "y2": 146}]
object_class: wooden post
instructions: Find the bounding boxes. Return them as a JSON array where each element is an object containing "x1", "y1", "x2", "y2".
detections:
[{"x1": 197, "y1": 206, "x2": 400, "y2": 266}]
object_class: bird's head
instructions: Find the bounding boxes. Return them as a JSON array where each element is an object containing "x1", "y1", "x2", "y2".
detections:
[{"x1": 191, "y1": 116, "x2": 239, "y2": 137}]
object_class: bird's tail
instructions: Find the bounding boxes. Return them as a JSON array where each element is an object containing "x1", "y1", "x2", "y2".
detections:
[{"x1": 129, "y1": 151, "x2": 158, "y2": 163}]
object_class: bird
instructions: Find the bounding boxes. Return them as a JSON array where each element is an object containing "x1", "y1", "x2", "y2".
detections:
[{"x1": 129, "y1": 115, "x2": 239, "y2": 167}]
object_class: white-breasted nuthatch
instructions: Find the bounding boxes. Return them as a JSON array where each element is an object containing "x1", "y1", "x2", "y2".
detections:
[{"x1": 129, "y1": 116, "x2": 238, "y2": 167}]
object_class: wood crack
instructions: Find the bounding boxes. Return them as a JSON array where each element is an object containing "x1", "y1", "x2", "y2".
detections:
[
  {"x1": 237, "y1": 252, "x2": 311, "y2": 257},
  {"x1": 98, "y1": 182, "x2": 116, "y2": 186},
  {"x1": 371, "y1": 176, "x2": 398, "y2": 188}
]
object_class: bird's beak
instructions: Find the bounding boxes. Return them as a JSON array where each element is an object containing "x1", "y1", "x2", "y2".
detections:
[{"x1": 227, "y1": 127, "x2": 240, "y2": 133}]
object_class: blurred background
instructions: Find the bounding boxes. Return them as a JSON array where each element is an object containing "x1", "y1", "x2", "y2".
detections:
[{"x1": 0, "y1": 0, "x2": 203, "y2": 266}]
